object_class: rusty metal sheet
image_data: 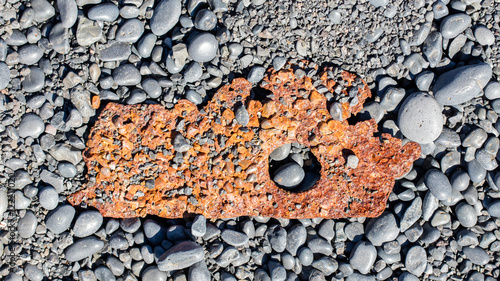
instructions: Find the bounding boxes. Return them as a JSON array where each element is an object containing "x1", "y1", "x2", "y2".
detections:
[{"x1": 68, "y1": 66, "x2": 421, "y2": 219}]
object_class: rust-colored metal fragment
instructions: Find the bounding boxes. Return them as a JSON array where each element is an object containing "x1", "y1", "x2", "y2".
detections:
[{"x1": 68, "y1": 66, "x2": 421, "y2": 219}]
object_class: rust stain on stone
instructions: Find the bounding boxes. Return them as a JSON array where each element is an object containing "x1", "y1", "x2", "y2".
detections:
[{"x1": 68, "y1": 66, "x2": 421, "y2": 219}]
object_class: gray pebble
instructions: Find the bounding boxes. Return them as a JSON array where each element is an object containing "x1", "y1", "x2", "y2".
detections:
[
  {"x1": 49, "y1": 143, "x2": 82, "y2": 165},
  {"x1": 46, "y1": 205, "x2": 75, "y2": 234},
  {"x1": 120, "y1": 217, "x2": 141, "y2": 233},
  {"x1": 57, "y1": 0, "x2": 78, "y2": 28},
  {"x1": 94, "y1": 266, "x2": 115, "y2": 281},
  {"x1": 456, "y1": 202, "x2": 477, "y2": 227},
  {"x1": 32, "y1": 0, "x2": 55, "y2": 22},
  {"x1": 18, "y1": 210, "x2": 37, "y2": 238},
  {"x1": 120, "y1": 5, "x2": 140, "y2": 18},
  {"x1": 99, "y1": 42, "x2": 131, "y2": 62},
  {"x1": 422, "y1": 31, "x2": 443, "y2": 68},
  {"x1": 273, "y1": 162, "x2": 305, "y2": 188},
  {"x1": 235, "y1": 105, "x2": 249, "y2": 126},
  {"x1": 0, "y1": 190, "x2": 7, "y2": 219},
  {"x1": 451, "y1": 170, "x2": 470, "y2": 191},
  {"x1": 298, "y1": 247, "x2": 313, "y2": 266},
  {"x1": 191, "y1": 215, "x2": 206, "y2": 237},
  {"x1": 433, "y1": 63, "x2": 492, "y2": 105},
  {"x1": 15, "y1": 190, "x2": 31, "y2": 209},
  {"x1": 266, "y1": 225, "x2": 287, "y2": 252},
  {"x1": 440, "y1": 13, "x2": 471, "y2": 39},
  {"x1": 468, "y1": 159, "x2": 486, "y2": 183},
  {"x1": 403, "y1": 53, "x2": 428, "y2": 75},
  {"x1": 398, "y1": 92, "x2": 443, "y2": 143},
  {"x1": 273, "y1": 57, "x2": 287, "y2": 71},
  {"x1": 65, "y1": 236, "x2": 104, "y2": 261},
  {"x1": 425, "y1": 169, "x2": 452, "y2": 201},
  {"x1": 463, "y1": 128, "x2": 488, "y2": 148},
  {"x1": 76, "y1": 17, "x2": 102, "y2": 47},
  {"x1": 369, "y1": 0, "x2": 388, "y2": 7},
  {"x1": 221, "y1": 229, "x2": 248, "y2": 247},
  {"x1": 185, "y1": 90, "x2": 203, "y2": 105},
  {"x1": 184, "y1": 62, "x2": 203, "y2": 83},
  {"x1": 328, "y1": 10, "x2": 341, "y2": 24},
  {"x1": 73, "y1": 210, "x2": 103, "y2": 237},
  {"x1": 474, "y1": 25, "x2": 495, "y2": 46},
  {"x1": 405, "y1": 246, "x2": 427, "y2": 276},
  {"x1": 433, "y1": 1, "x2": 448, "y2": 20},
  {"x1": 106, "y1": 256, "x2": 124, "y2": 276},
  {"x1": 365, "y1": 211, "x2": 399, "y2": 246},
  {"x1": 286, "y1": 224, "x2": 306, "y2": 256},
  {"x1": 18, "y1": 45, "x2": 44, "y2": 65},
  {"x1": 142, "y1": 266, "x2": 167, "y2": 281},
  {"x1": 173, "y1": 133, "x2": 191, "y2": 152},
  {"x1": 475, "y1": 149, "x2": 498, "y2": 171},
  {"x1": 157, "y1": 241, "x2": 204, "y2": 271},
  {"x1": 143, "y1": 219, "x2": 165, "y2": 244},
  {"x1": 487, "y1": 200, "x2": 500, "y2": 217},
  {"x1": 38, "y1": 186, "x2": 59, "y2": 210},
  {"x1": 24, "y1": 264, "x2": 44, "y2": 281},
  {"x1": 247, "y1": 66, "x2": 266, "y2": 84},
  {"x1": 138, "y1": 33, "x2": 158, "y2": 58},
  {"x1": 400, "y1": 197, "x2": 422, "y2": 232},
  {"x1": 270, "y1": 143, "x2": 291, "y2": 161},
  {"x1": 113, "y1": 64, "x2": 141, "y2": 86},
  {"x1": 142, "y1": 78, "x2": 162, "y2": 99},
  {"x1": 349, "y1": 241, "x2": 376, "y2": 274},
  {"x1": 484, "y1": 82, "x2": 500, "y2": 100},
  {"x1": 22, "y1": 67, "x2": 45, "y2": 93},
  {"x1": 88, "y1": 3, "x2": 119, "y2": 22},
  {"x1": 415, "y1": 71, "x2": 434, "y2": 92},
  {"x1": 18, "y1": 113, "x2": 45, "y2": 138},
  {"x1": 5, "y1": 30, "x2": 28, "y2": 46},
  {"x1": 188, "y1": 261, "x2": 210, "y2": 281},
  {"x1": 463, "y1": 247, "x2": 490, "y2": 265},
  {"x1": 0, "y1": 63, "x2": 10, "y2": 90},
  {"x1": 150, "y1": 0, "x2": 181, "y2": 36},
  {"x1": 116, "y1": 19, "x2": 144, "y2": 43},
  {"x1": 194, "y1": 9, "x2": 217, "y2": 31},
  {"x1": 126, "y1": 89, "x2": 147, "y2": 104},
  {"x1": 188, "y1": 32, "x2": 218, "y2": 63},
  {"x1": 49, "y1": 23, "x2": 70, "y2": 54},
  {"x1": 58, "y1": 161, "x2": 77, "y2": 178}
]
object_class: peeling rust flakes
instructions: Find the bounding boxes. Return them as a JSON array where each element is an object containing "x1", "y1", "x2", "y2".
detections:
[{"x1": 68, "y1": 66, "x2": 421, "y2": 219}]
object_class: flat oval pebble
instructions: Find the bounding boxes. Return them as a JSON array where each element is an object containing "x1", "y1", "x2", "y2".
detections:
[
  {"x1": 433, "y1": 63, "x2": 492, "y2": 105},
  {"x1": 270, "y1": 143, "x2": 291, "y2": 161},
  {"x1": 273, "y1": 162, "x2": 305, "y2": 188},
  {"x1": 18, "y1": 45, "x2": 44, "y2": 65},
  {"x1": 440, "y1": 13, "x2": 471, "y2": 39},
  {"x1": 57, "y1": 0, "x2": 78, "y2": 28},
  {"x1": 484, "y1": 81, "x2": 500, "y2": 100},
  {"x1": 474, "y1": 25, "x2": 495, "y2": 46},
  {"x1": 365, "y1": 211, "x2": 399, "y2": 246},
  {"x1": 24, "y1": 264, "x2": 44, "y2": 281},
  {"x1": 143, "y1": 219, "x2": 166, "y2": 244},
  {"x1": 487, "y1": 200, "x2": 500, "y2": 217},
  {"x1": 58, "y1": 161, "x2": 77, "y2": 178},
  {"x1": 194, "y1": 9, "x2": 217, "y2": 31},
  {"x1": 31, "y1": 0, "x2": 55, "y2": 22},
  {"x1": 38, "y1": 186, "x2": 59, "y2": 210},
  {"x1": 424, "y1": 169, "x2": 452, "y2": 201},
  {"x1": 184, "y1": 62, "x2": 203, "y2": 83},
  {"x1": 188, "y1": 261, "x2": 211, "y2": 281},
  {"x1": 349, "y1": 241, "x2": 376, "y2": 274},
  {"x1": 397, "y1": 92, "x2": 443, "y2": 143},
  {"x1": 65, "y1": 236, "x2": 105, "y2": 261},
  {"x1": 405, "y1": 245, "x2": 427, "y2": 276},
  {"x1": 45, "y1": 204, "x2": 75, "y2": 234},
  {"x1": 115, "y1": 19, "x2": 144, "y2": 43},
  {"x1": 221, "y1": 229, "x2": 249, "y2": 247},
  {"x1": 463, "y1": 247, "x2": 490, "y2": 265},
  {"x1": 142, "y1": 266, "x2": 167, "y2": 281},
  {"x1": 88, "y1": 3, "x2": 119, "y2": 22},
  {"x1": 186, "y1": 89, "x2": 203, "y2": 105},
  {"x1": 188, "y1": 32, "x2": 218, "y2": 63},
  {"x1": 18, "y1": 113, "x2": 45, "y2": 138},
  {"x1": 18, "y1": 210, "x2": 37, "y2": 238},
  {"x1": 0, "y1": 62, "x2": 10, "y2": 90},
  {"x1": 235, "y1": 105, "x2": 249, "y2": 126},
  {"x1": 455, "y1": 202, "x2": 477, "y2": 227},
  {"x1": 150, "y1": 0, "x2": 181, "y2": 36},
  {"x1": 137, "y1": 33, "x2": 157, "y2": 58},
  {"x1": 157, "y1": 241, "x2": 204, "y2": 271},
  {"x1": 22, "y1": 67, "x2": 45, "y2": 93},
  {"x1": 73, "y1": 210, "x2": 103, "y2": 237},
  {"x1": 142, "y1": 78, "x2": 162, "y2": 99},
  {"x1": 113, "y1": 64, "x2": 141, "y2": 86}
]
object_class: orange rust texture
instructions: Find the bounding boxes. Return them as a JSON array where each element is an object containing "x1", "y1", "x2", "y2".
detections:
[{"x1": 68, "y1": 67, "x2": 421, "y2": 219}]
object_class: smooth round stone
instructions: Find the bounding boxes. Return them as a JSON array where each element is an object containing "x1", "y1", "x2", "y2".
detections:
[
  {"x1": 142, "y1": 78, "x2": 162, "y2": 99},
  {"x1": 188, "y1": 32, "x2": 218, "y2": 63},
  {"x1": 369, "y1": 0, "x2": 388, "y2": 7},
  {"x1": 15, "y1": 190, "x2": 31, "y2": 209},
  {"x1": 150, "y1": 0, "x2": 181, "y2": 36},
  {"x1": 157, "y1": 241, "x2": 204, "y2": 271},
  {"x1": 194, "y1": 9, "x2": 217, "y2": 31},
  {"x1": 18, "y1": 45, "x2": 44, "y2": 65},
  {"x1": 463, "y1": 128, "x2": 488, "y2": 148},
  {"x1": 349, "y1": 241, "x2": 376, "y2": 274},
  {"x1": 57, "y1": 161, "x2": 77, "y2": 178},
  {"x1": 398, "y1": 92, "x2": 443, "y2": 143},
  {"x1": 191, "y1": 215, "x2": 206, "y2": 237},
  {"x1": 415, "y1": 71, "x2": 434, "y2": 92},
  {"x1": 126, "y1": 89, "x2": 147, "y2": 104},
  {"x1": 424, "y1": 169, "x2": 452, "y2": 201},
  {"x1": 405, "y1": 246, "x2": 427, "y2": 276},
  {"x1": 474, "y1": 25, "x2": 495, "y2": 46},
  {"x1": 45, "y1": 205, "x2": 75, "y2": 234},
  {"x1": 270, "y1": 143, "x2": 291, "y2": 161},
  {"x1": 365, "y1": 211, "x2": 400, "y2": 246},
  {"x1": 273, "y1": 162, "x2": 305, "y2": 188},
  {"x1": 5, "y1": 30, "x2": 28, "y2": 46},
  {"x1": 115, "y1": 19, "x2": 144, "y2": 43},
  {"x1": 57, "y1": 0, "x2": 77, "y2": 28},
  {"x1": 38, "y1": 186, "x2": 59, "y2": 210},
  {"x1": 113, "y1": 64, "x2": 141, "y2": 86},
  {"x1": 468, "y1": 159, "x2": 486, "y2": 183},
  {"x1": 22, "y1": 67, "x2": 45, "y2": 93},
  {"x1": 463, "y1": 247, "x2": 490, "y2": 265},
  {"x1": 18, "y1": 210, "x2": 37, "y2": 238},
  {"x1": 221, "y1": 229, "x2": 249, "y2": 247},
  {"x1": 137, "y1": 33, "x2": 157, "y2": 58},
  {"x1": 120, "y1": 5, "x2": 140, "y2": 18},
  {"x1": 31, "y1": 0, "x2": 55, "y2": 22},
  {"x1": 106, "y1": 256, "x2": 124, "y2": 276},
  {"x1": 88, "y1": 3, "x2": 119, "y2": 22},
  {"x1": 184, "y1": 62, "x2": 203, "y2": 83},
  {"x1": 484, "y1": 82, "x2": 500, "y2": 100},
  {"x1": 440, "y1": 13, "x2": 471, "y2": 39},
  {"x1": 487, "y1": 200, "x2": 500, "y2": 217},
  {"x1": 399, "y1": 273, "x2": 419, "y2": 281},
  {"x1": 456, "y1": 202, "x2": 477, "y2": 227},
  {"x1": 65, "y1": 236, "x2": 104, "y2": 261},
  {"x1": 188, "y1": 261, "x2": 210, "y2": 281},
  {"x1": 298, "y1": 247, "x2": 314, "y2": 266},
  {"x1": 281, "y1": 253, "x2": 295, "y2": 270},
  {"x1": 235, "y1": 105, "x2": 249, "y2": 126},
  {"x1": 18, "y1": 113, "x2": 45, "y2": 138},
  {"x1": 267, "y1": 225, "x2": 287, "y2": 252},
  {"x1": 185, "y1": 89, "x2": 203, "y2": 105},
  {"x1": 451, "y1": 170, "x2": 470, "y2": 191},
  {"x1": 0, "y1": 62, "x2": 10, "y2": 90},
  {"x1": 73, "y1": 210, "x2": 103, "y2": 237},
  {"x1": 94, "y1": 266, "x2": 115, "y2": 281},
  {"x1": 247, "y1": 66, "x2": 266, "y2": 84},
  {"x1": 142, "y1": 266, "x2": 167, "y2": 281},
  {"x1": 144, "y1": 219, "x2": 166, "y2": 244},
  {"x1": 24, "y1": 264, "x2": 44, "y2": 281},
  {"x1": 433, "y1": 63, "x2": 492, "y2": 106},
  {"x1": 121, "y1": 217, "x2": 141, "y2": 233}
]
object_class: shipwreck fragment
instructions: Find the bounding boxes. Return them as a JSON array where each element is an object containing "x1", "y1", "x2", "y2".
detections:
[{"x1": 68, "y1": 66, "x2": 421, "y2": 219}]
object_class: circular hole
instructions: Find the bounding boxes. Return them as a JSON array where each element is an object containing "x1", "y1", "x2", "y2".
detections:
[{"x1": 269, "y1": 142, "x2": 321, "y2": 192}]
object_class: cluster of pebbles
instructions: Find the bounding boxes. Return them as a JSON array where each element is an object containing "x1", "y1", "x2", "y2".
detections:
[{"x1": 0, "y1": 0, "x2": 500, "y2": 280}]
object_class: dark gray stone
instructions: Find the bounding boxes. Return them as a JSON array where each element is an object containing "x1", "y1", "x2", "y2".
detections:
[
  {"x1": 194, "y1": 9, "x2": 217, "y2": 31},
  {"x1": 18, "y1": 210, "x2": 37, "y2": 238},
  {"x1": 157, "y1": 241, "x2": 204, "y2": 271},
  {"x1": 46, "y1": 205, "x2": 75, "y2": 234},
  {"x1": 65, "y1": 236, "x2": 104, "y2": 261},
  {"x1": 116, "y1": 19, "x2": 144, "y2": 43},
  {"x1": 88, "y1": 3, "x2": 119, "y2": 22},
  {"x1": 150, "y1": 0, "x2": 181, "y2": 36},
  {"x1": 221, "y1": 229, "x2": 248, "y2": 247},
  {"x1": 18, "y1": 113, "x2": 45, "y2": 138},
  {"x1": 188, "y1": 32, "x2": 218, "y2": 63},
  {"x1": 22, "y1": 67, "x2": 45, "y2": 93},
  {"x1": 405, "y1": 246, "x2": 427, "y2": 276},
  {"x1": 57, "y1": 0, "x2": 78, "y2": 28},
  {"x1": 349, "y1": 241, "x2": 376, "y2": 274},
  {"x1": 273, "y1": 162, "x2": 305, "y2": 188},
  {"x1": 18, "y1": 45, "x2": 43, "y2": 65},
  {"x1": 440, "y1": 13, "x2": 471, "y2": 39},
  {"x1": 113, "y1": 64, "x2": 141, "y2": 86},
  {"x1": 365, "y1": 211, "x2": 399, "y2": 246},
  {"x1": 73, "y1": 210, "x2": 103, "y2": 237},
  {"x1": 425, "y1": 169, "x2": 453, "y2": 201}
]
